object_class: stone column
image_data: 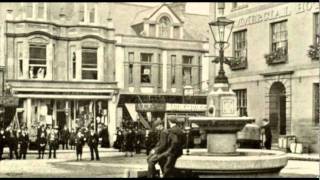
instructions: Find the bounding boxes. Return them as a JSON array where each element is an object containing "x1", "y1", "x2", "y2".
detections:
[
  {"x1": 26, "y1": 98, "x2": 32, "y2": 130},
  {"x1": 108, "y1": 99, "x2": 117, "y2": 147}
]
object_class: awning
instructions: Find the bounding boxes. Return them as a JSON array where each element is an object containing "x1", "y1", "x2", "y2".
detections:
[{"x1": 125, "y1": 103, "x2": 138, "y2": 122}]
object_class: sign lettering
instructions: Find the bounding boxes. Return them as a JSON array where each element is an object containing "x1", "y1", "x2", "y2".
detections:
[{"x1": 235, "y1": 3, "x2": 318, "y2": 28}]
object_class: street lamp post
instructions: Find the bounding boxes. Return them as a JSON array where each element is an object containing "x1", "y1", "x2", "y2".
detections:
[
  {"x1": 208, "y1": 16, "x2": 235, "y2": 84},
  {"x1": 185, "y1": 119, "x2": 191, "y2": 155}
]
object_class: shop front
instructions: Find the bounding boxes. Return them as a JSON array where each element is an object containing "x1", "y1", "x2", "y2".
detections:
[
  {"x1": 8, "y1": 80, "x2": 118, "y2": 144},
  {"x1": 136, "y1": 102, "x2": 207, "y2": 148}
]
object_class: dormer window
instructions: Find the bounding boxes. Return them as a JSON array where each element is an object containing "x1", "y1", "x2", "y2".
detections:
[
  {"x1": 23, "y1": 3, "x2": 47, "y2": 20},
  {"x1": 79, "y1": 4, "x2": 85, "y2": 22},
  {"x1": 88, "y1": 4, "x2": 96, "y2": 23},
  {"x1": 37, "y1": 3, "x2": 45, "y2": 19},
  {"x1": 25, "y1": 3, "x2": 33, "y2": 18},
  {"x1": 78, "y1": 3, "x2": 97, "y2": 24},
  {"x1": 159, "y1": 16, "x2": 171, "y2": 38}
]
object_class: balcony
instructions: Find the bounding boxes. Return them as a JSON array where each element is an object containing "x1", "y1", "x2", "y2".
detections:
[
  {"x1": 229, "y1": 56, "x2": 247, "y2": 70},
  {"x1": 264, "y1": 47, "x2": 288, "y2": 65},
  {"x1": 307, "y1": 45, "x2": 319, "y2": 61}
]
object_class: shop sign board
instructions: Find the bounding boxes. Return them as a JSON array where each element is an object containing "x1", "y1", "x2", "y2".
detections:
[
  {"x1": 166, "y1": 104, "x2": 207, "y2": 112},
  {"x1": 136, "y1": 103, "x2": 166, "y2": 112},
  {"x1": 0, "y1": 96, "x2": 19, "y2": 107},
  {"x1": 136, "y1": 103, "x2": 207, "y2": 112}
]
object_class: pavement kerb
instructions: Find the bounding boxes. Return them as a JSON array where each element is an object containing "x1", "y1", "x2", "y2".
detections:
[{"x1": 287, "y1": 153, "x2": 320, "y2": 162}]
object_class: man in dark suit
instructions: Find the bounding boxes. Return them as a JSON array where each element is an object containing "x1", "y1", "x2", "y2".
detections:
[
  {"x1": 0, "y1": 128, "x2": 6, "y2": 160},
  {"x1": 157, "y1": 118, "x2": 185, "y2": 178},
  {"x1": 262, "y1": 118, "x2": 272, "y2": 150},
  {"x1": 38, "y1": 132, "x2": 47, "y2": 159},
  {"x1": 61, "y1": 126, "x2": 70, "y2": 150},
  {"x1": 48, "y1": 128, "x2": 58, "y2": 159},
  {"x1": 87, "y1": 128, "x2": 100, "y2": 161},
  {"x1": 6, "y1": 127, "x2": 18, "y2": 160},
  {"x1": 18, "y1": 128, "x2": 29, "y2": 159},
  {"x1": 147, "y1": 119, "x2": 169, "y2": 178}
]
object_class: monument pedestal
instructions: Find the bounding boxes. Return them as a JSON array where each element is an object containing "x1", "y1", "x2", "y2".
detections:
[{"x1": 207, "y1": 134, "x2": 237, "y2": 155}]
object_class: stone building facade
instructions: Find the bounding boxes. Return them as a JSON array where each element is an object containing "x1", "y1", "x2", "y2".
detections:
[
  {"x1": 0, "y1": 3, "x2": 119, "y2": 143},
  {"x1": 110, "y1": 3, "x2": 210, "y2": 128},
  {"x1": 210, "y1": 2, "x2": 319, "y2": 152},
  {"x1": 0, "y1": 3, "x2": 211, "y2": 144}
]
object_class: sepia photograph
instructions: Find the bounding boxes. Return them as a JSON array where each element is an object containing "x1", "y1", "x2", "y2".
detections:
[{"x1": 0, "y1": 1, "x2": 318, "y2": 178}]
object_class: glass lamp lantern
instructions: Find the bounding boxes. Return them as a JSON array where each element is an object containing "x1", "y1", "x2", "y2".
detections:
[{"x1": 209, "y1": 16, "x2": 235, "y2": 49}]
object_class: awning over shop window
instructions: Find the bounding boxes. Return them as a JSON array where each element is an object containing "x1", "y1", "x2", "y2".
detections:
[{"x1": 125, "y1": 103, "x2": 138, "y2": 122}]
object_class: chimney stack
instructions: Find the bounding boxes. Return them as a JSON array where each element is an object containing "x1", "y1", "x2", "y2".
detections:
[
  {"x1": 107, "y1": 18, "x2": 114, "y2": 29},
  {"x1": 217, "y1": 3, "x2": 225, "y2": 16},
  {"x1": 6, "y1": 9, "x2": 13, "y2": 20}
]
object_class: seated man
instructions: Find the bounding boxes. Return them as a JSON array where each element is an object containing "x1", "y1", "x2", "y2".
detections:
[
  {"x1": 147, "y1": 119, "x2": 168, "y2": 178},
  {"x1": 158, "y1": 118, "x2": 185, "y2": 178}
]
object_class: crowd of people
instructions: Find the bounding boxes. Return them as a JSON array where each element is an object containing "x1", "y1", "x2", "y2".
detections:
[
  {"x1": 0, "y1": 126, "x2": 30, "y2": 160},
  {"x1": 0, "y1": 124, "x2": 110, "y2": 161},
  {"x1": 113, "y1": 122, "x2": 144, "y2": 157}
]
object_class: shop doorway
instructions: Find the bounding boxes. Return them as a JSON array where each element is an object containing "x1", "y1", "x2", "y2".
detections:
[
  {"x1": 57, "y1": 111, "x2": 66, "y2": 131},
  {"x1": 269, "y1": 82, "x2": 286, "y2": 144}
]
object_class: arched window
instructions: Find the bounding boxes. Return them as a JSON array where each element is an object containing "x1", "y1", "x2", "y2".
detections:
[{"x1": 159, "y1": 16, "x2": 171, "y2": 38}]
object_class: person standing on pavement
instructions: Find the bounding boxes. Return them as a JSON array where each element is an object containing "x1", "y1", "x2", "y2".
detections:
[
  {"x1": 124, "y1": 125, "x2": 135, "y2": 157},
  {"x1": 100, "y1": 124, "x2": 110, "y2": 148},
  {"x1": 6, "y1": 126, "x2": 18, "y2": 160},
  {"x1": 134, "y1": 125, "x2": 143, "y2": 154},
  {"x1": 147, "y1": 119, "x2": 169, "y2": 178},
  {"x1": 75, "y1": 131, "x2": 85, "y2": 161},
  {"x1": 69, "y1": 129, "x2": 76, "y2": 150},
  {"x1": 61, "y1": 126, "x2": 70, "y2": 150},
  {"x1": 87, "y1": 128, "x2": 100, "y2": 161},
  {"x1": 38, "y1": 132, "x2": 47, "y2": 159},
  {"x1": 0, "y1": 128, "x2": 6, "y2": 160},
  {"x1": 18, "y1": 128, "x2": 29, "y2": 159},
  {"x1": 261, "y1": 118, "x2": 272, "y2": 150},
  {"x1": 114, "y1": 127, "x2": 123, "y2": 152},
  {"x1": 48, "y1": 128, "x2": 58, "y2": 159}
]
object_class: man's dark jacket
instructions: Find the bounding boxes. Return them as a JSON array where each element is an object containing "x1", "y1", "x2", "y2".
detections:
[
  {"x1": 153, "y1": 129, "x2": 169, "y2": 154},
  {"x1": 159, "y1": 125, "x2": 184, "y2": 158},
  {"x1": 87, "y1": 132, "x2": 99, "y2": 147}
]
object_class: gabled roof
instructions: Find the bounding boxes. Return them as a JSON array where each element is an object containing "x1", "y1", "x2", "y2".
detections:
[
  {"x1": 109, "y1": 3, "x2": 209, "y2": 41},
  {"x1": 131, "y1": 4, "x2": 163, "y2": 25},
  {"x1": 131, "y1": 3, "x2": 183, "y2": 26}
]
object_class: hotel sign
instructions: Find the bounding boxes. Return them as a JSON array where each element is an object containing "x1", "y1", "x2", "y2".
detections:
[{"x1": 235, "y1": 3, "x2": 319, "y2": 28}]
